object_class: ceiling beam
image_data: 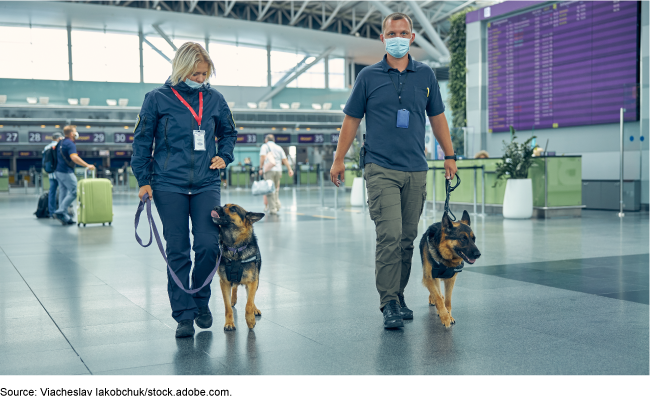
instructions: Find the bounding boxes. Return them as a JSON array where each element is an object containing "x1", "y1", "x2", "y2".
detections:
[
  {"x1": 406, "y1": 0, "x2": 450, "y2": 61},
  {"x1": 431, "y1": 0, "x2": 475, "y2": 24},
  {"x1": 320, "y1": 1, "x2": 345, "y2": 30},
  {"x1": 187, "y1": 0, "x2": 198, "y2": 13},
  {"x1": 257, "y1": 0, "x2": 274, "y2": 21},
  {"x1": 143, "y1": 37, "x2": 172, "y2": 63},
  {"x1": 289, "y1": 1, "x2": 310, "y2": 26},
  {"x1": 223, "y1": 0, "x2": 237, "y2": 17},
  {"x1": 152, "y1": 23, "x2": 177, "y2": 51},
  {"x1": 349, "y1": 5, "x2": 374, "y2": 35},
  {"x1": 259, "y1": 47, "x2": 335, "y2": 103}
]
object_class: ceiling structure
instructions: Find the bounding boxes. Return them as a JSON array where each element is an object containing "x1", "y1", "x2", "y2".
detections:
[{"x1": 63, "y1": 1, "x2": 499, "y2": 65}]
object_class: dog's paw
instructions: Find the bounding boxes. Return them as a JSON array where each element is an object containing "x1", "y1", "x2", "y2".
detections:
[
  {"x1": 254, "y1": 308, "x2": 261, "y2": 316},
  {"x1": 231, "y1": 300, "x2": 237, "y2": 307},
  {"x1": 245, "y1": 315, "x2": 256, "y2": 329},
  {"x1": 224, "y1": 323, "x2": 236, "y2": 331},
  {"x1": 450, "y1": 316, "x2": 456, "y2": 325}
]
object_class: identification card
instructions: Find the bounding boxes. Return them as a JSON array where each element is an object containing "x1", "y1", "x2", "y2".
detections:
[
  {"x1": 193, "y1": 130, "x2": 206, "y2": 151},
  {"x1": 397, "y1": 109, "x2": 410, "y2": 128}
]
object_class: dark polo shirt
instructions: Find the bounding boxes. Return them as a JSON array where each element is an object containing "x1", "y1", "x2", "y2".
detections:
[{"x1": 344, "y1": 54, "x2": 445, "y2": 172}]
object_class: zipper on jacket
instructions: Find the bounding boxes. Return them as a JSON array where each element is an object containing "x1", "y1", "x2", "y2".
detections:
[
  {"x1": 188, "y1": 115, "x2": 195, "y2": 193},
  {"x1": 163, "y1": 118, "x2": 170, "y2": 170}
]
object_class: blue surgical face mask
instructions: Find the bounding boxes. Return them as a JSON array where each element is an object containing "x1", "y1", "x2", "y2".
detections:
[
  {"x1": 184, "y1": 78, "x2": 204, "y2": 89},
  {"x1": 384, "y1": 37, "x2": 410, "y2": 59}
]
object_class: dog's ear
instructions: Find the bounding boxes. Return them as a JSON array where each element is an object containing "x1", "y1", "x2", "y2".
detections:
[
  {"x1": 461, "y1": 210, "x2": 471, "y2": 227},
  {"x1": 246, "y1": 212, "x2": 265, "y2": 224},
  {"x1": 441, "y1": 211, "x2": 454, "y2": 230}
]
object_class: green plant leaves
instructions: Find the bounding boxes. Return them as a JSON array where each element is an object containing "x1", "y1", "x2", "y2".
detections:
[{"x1": 494, "y1": 126, "x2": 537, "y2": 186}]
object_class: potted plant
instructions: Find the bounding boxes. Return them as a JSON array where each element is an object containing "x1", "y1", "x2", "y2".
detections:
[
  {"x1": 347, "y1": 139, "x2": 365, "y2": 206},
  {"x1": 495, "y1": 126, "x2": 536, "y2": 219}
]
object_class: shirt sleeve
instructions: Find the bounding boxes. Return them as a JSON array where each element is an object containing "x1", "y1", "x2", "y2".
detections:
[
  {"x1": 342, "y1": 69, "x2": 368, "y2": 119},
  {"x1": 215, "y1": 99, "x2": 237, "y2": 166},
  {"x1": 259, "y1": 144, "x2": 269, "y2": 156},
  {"x1": 68, "y1": 141, "x2": 78, "y2": 156},
  {"x1": 131, "y1": 92, "x2": 158, "y2": 187},
  {"x1": 426, "y1": 71, "x2": 445, "y2": 117}
]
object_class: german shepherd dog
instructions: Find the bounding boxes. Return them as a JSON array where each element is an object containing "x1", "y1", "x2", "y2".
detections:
[
  {"x1": 211, "y1": 204, "x2": 265, "y2": 331},
  {"x1": 420, "y1": 210, "x2": 481, "y2": 328}
]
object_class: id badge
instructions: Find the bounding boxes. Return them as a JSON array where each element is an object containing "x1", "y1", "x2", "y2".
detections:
[
  {"x1": 397, "y1": 109, "x2": 410, "y2": 128},
  {"x1": 193, "y1": 130, "x2": 206, "y2": 151}
]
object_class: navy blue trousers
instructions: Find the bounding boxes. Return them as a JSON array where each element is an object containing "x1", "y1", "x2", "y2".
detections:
[{"x1": 153, "y1": 189, "x2": 221, "y2": 322}]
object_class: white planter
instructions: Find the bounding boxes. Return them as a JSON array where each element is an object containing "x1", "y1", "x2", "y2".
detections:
[
  {"x1": 350, "y1": 177, "x2": 365, "y2": 207},
  {"x1": 502, "y1": 178, "x2": 533, "y2": 219}
]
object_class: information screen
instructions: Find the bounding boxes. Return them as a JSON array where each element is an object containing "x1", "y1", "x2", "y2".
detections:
[{"x1": 488, "y1": 1, "x2": 639, "y2": 133}]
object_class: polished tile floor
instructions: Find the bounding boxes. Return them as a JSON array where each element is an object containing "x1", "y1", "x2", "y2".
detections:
[{"x1": 0, "y1": 188, "x2": 648, "y2": 375}]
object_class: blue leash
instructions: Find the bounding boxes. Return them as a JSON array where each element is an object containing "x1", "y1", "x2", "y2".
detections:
[{"x1": 134, "y1": 193, "x2": 221, "y2": 295}]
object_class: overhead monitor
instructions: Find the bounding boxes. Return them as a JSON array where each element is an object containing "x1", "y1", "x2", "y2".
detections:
[{"x1": 488, "y1": 1, "x2": 640, "y2": 133}]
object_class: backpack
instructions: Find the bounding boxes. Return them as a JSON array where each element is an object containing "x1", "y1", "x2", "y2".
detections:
[
  {"x1": 43, "y1": 146, "x2": 58, "y2": 173},
  {"x1": 34, "y1": 191, "x2": 49, "y2": 218}
]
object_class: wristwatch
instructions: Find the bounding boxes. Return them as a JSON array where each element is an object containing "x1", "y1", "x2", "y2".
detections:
[{"x1": 444, "y1": 155, "x2": 457, "y2": 161}]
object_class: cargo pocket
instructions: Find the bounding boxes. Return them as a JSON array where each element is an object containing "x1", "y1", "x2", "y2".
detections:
[
  {"x1": 377, "y1": 187, "x2": 401, "y2": 221},
  {"x1": 368, "y1": 188, "x2": 381, "y2": 221}
]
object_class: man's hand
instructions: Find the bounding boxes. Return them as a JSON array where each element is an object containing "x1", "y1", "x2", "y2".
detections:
[
  {"x1": 87, "y1": 165, "x2": 96, "y2": 171},
  {"x1": 138, "y1": 185, "x2": 153, "y2": 201},
  {"x1": 210, "y1": 156, "x2": 226, "y2": 170},
  {"x1": 444, "y1": 159, "x2": 457, "y2": 180},
  {"x1": 330, "y1": 160, "x2": 345, "y2": 187},
  {"x1": 288, "y1": 168, "x2": 294, "y2": 177}
]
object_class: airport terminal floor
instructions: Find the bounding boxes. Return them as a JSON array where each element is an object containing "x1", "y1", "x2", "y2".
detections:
[{"x1": 0, "y1": 188, "x2": 648, "y2": 375}]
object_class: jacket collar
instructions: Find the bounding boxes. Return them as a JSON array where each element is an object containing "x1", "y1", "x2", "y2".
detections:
[
  {"x1": 380, "y1": 54, "x2": 415, "y2": 73},
  {"x1": 164, "y1": 77, "x2": 211, "y2": 94}
]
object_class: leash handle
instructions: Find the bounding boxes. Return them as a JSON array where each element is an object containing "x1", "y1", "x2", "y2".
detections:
[
  {"x1": 444, "y1": 173, "x2": 461, "y2": 221},
  {"x1": 134, "y1": 192, "x2": 221, "y2": 295}
]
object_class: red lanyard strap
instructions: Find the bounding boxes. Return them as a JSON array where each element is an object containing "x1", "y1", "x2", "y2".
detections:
[{"x1": 170, "y1": 87, "x2": 203, "y2": 128}]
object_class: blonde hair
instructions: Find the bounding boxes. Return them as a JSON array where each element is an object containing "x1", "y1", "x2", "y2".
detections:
[
  {"x1": 170, "y1": 42, "x2": 215, "y2": 86},
  {"x1": 474, "y1": 150, "x2": 489, "y2": 159}
]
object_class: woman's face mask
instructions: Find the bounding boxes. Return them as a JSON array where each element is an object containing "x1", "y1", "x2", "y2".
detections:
[{"x1": 185, "y1": 78, "x2": 204, "y2": 89}]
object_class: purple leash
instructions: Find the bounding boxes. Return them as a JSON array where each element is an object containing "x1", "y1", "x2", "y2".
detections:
[{"x1": 135, "y1": 192, "x2": 221, "y2": 295}]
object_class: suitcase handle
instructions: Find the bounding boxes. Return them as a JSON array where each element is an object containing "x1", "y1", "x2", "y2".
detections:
[{"x1": 84, "y1": 167, "x2": 96, "y2": 180}]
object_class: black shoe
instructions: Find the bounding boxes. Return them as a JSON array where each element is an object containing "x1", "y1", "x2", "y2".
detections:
[
  {"x1": 382, "y1": 300, "x2": 404, "y2": 329},
  {"x1": 195, "y1": 305, "x2": 213, "y2": 329},
  {"x1": 398, "y1": 294, "x2": 413, "y2": 320},
  {"x1": 67, "y1": 220, "x2": 76, "y2": 225},
  {"x1": 53, "y1": 213, "x2": 67, "y2": 225},
  {"x1": 175, "y1": 319, "x2": 195, "y2": 338}
]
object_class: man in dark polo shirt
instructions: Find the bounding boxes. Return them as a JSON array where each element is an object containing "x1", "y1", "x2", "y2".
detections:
[
  {"x1": 53, "y1": 125, "x2": 95, "y2": 225},
  {"x1": 330, "y1": 12, "x2": 457, "y2": 329}
]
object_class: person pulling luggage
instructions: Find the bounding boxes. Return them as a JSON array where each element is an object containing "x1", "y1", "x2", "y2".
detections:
[
  {"x1": 52, "y1": 125, "x2": 95, "y2": 225},
  {"x1": 131, "y1": 42, "x2": 237, "y2": 338}
]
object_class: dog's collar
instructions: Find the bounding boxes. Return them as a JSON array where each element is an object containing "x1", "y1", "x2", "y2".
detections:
[{"x1": 226, "y1": 244, "x2": 248, "y2": 253}]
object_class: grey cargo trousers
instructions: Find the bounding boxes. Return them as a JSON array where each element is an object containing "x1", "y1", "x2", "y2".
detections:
[{"x1": 365, "y1": 163, "x2": 427, "y2": 311}]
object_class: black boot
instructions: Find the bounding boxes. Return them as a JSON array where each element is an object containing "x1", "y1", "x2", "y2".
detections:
[
  {"x1": 382, "y1": 300, "x2": 404, "y2": 329},
  {"x1": 175, "y1": 319, "x2": 195, "y2": 338},
  {"x1": 195, "y1": 305, "x2": 213, "y2": 329},
  {"x1": 398, "y1": 294, "x2": 413, "y2": 320}
]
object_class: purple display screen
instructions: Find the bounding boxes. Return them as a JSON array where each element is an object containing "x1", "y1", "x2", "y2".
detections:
[{"x1": 488, "y1": 1, "x2": 639, "y2": 133}]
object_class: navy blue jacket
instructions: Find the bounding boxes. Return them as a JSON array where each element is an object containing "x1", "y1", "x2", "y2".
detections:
[{"x1": 131, "y1": 78, "x2": 237, "y2": 195}]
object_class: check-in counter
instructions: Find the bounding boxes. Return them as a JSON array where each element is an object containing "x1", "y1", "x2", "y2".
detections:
[{"x1": 427, "y1": 156, "x2": 583, "y2": 218}]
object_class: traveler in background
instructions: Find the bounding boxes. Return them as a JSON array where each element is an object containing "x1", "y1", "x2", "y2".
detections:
[
  {"x1": 474, "y1": 150, "x2": 489, "y2": 159},
  {"x1": 330, "y1": 12, "x2": 457, "y2": 329},
  {"x1": 131, "y1": 42, "x2": 237, "y2": 338},
  {"x1": 53, "y1": 125, "x2": 95, "y2": 225},
  {"x1": 259, "y1": 134, "x2": 293, "y2": 215},
  {"x1": 43, "y1": 132, "x2": 63, "y2": 218}
]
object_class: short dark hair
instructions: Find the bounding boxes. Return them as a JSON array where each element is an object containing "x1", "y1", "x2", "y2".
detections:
[
  {"x1": 63, "y1": 125, "x2": 77, "y2": 137},
  {"x1": 382, "y1": 12, "x2": 413, "y2": 33}
]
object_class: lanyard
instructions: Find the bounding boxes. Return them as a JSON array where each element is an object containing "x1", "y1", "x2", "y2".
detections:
[
  {"x1": 389, "y1": 71, "x2": 409, "y2": 104},
  {"x1": 170, "y1": 87, "x2": 203, "y2": 129}
]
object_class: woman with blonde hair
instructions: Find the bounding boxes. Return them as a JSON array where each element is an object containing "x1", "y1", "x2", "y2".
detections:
[{"x1": 132, "y1": 42, "x2": 237, "y2": 337}]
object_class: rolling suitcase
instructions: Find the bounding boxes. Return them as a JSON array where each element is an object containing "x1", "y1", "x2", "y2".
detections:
[{"x1": 77, "y1": 168, "x2": 113, "y2": 227}]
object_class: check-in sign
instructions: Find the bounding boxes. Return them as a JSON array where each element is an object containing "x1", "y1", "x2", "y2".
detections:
[{"x1": 76, "y1": 133, "x2": 106, "y2": 143}]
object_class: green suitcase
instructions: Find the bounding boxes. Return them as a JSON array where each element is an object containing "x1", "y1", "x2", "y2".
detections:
[{"x1": 77, "y1": 169, "x2": 113, "y2": 226}]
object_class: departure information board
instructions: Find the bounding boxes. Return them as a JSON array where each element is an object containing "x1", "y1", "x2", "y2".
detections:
[{"x1": 488, "y1": 1, "x2": 639, "y2": 133}]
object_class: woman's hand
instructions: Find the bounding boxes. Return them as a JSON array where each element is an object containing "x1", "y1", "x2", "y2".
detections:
[
  {"x1": 139, "y1": 185, "x2": 153, "y2": 201},
  {"x1": 210, "y1": 156, "x2": 226, "y2": 170}
]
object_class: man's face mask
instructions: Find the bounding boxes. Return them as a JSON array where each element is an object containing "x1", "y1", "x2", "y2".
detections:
[
  {"x1": 384, "y1": 37, "x2": 411, "y2": 59},
  {"x1": 74, "y1": 132, "x2": 79, "y2": 140}
]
